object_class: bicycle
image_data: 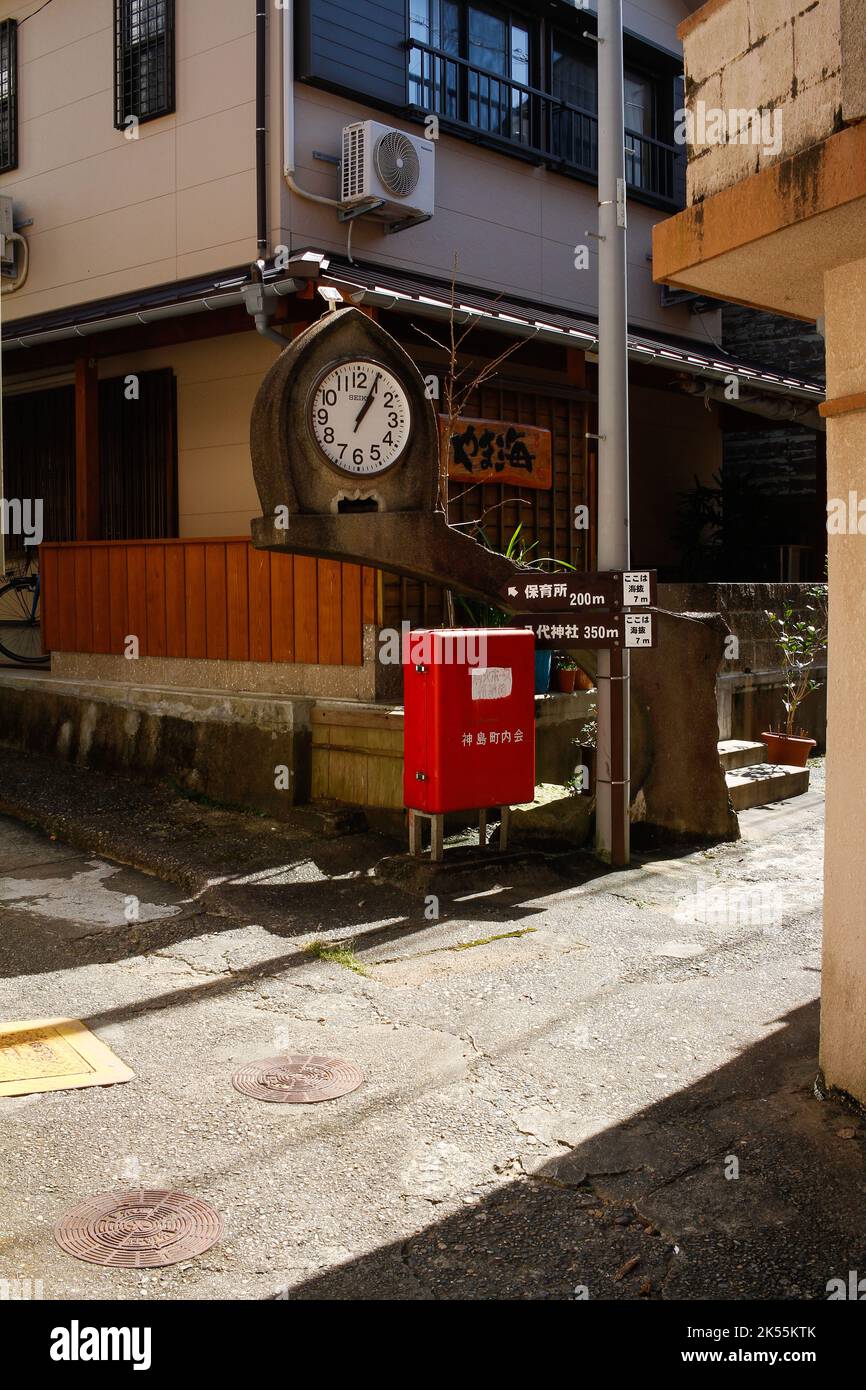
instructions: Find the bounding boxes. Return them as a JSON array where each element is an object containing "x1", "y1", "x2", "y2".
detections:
[{"x1": 0, "y1": 553, "x2": 48, "y2": 665}]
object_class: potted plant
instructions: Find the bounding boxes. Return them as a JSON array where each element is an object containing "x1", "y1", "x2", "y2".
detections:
[
  {"x1": 455, "y1": 523, "x2": 575, "y2": 696},
  {"x1": 762, "y1": 584, "x2": 828, "y2": 768},
  {"x1": 554, "y1": 654, "x2": 578, "y2": 693}
]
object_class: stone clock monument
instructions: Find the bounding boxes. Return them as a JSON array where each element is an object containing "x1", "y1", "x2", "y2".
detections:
[{"x1": 250, "y1": 307, "x2": 520, "y2": 603}]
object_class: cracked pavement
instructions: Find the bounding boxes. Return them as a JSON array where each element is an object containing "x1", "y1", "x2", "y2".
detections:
[{"x1": 1, "y1": 754, "x2": 865, "y2": 1300}]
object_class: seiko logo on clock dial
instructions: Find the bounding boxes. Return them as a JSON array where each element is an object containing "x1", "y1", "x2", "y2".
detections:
[{"x1": 311, "y1": 360, "x2": 411, "y2": 475}]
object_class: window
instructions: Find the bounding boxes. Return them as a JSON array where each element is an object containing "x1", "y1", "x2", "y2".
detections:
[
  {"x1": 624, "y1": 69, "x2": 656, "y2": 193},
  {"x1": 0, "y1": 19, "x2": 17, "y2": 174},
  {"x1": 410, "y1": 1, "x2": 460, "y2": 118},
  {"x1": 405, "y1": 3, "x2": 680, "y2": 206},
  {"x1": 550, "y1": 33, "x2": 597, "y2": 170},
  {"x1": 114, "y1": 0, "x2": 175, "y2": 129},
  {"x1": 410, "y1": 2, "x2": 533, "y2": 147}
]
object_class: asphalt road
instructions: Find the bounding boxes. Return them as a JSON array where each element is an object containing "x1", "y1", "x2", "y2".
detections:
[{"x1": 2, "y1": 757, "x2": 864, "y2": 1301}]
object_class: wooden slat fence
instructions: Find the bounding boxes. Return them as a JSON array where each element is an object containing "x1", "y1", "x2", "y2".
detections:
[{"x1": 40, "y1": 539, "x2": 381, "y2": 667}]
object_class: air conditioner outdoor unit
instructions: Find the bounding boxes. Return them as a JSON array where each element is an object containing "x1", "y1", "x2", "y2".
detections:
[{"x1": 340, "y1": 121, "x2": 435, "y2": 230}]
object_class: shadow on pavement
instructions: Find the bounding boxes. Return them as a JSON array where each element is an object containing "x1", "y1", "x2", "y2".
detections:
[{"x1": 274, "y1": 999, "x2": 866, "y2": 1301}]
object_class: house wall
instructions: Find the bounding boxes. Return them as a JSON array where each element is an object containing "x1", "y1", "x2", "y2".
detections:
[
  {"x1": 0, "y1": 0, "x2": 720, "y2": 344},
  {"x1": 97, "y1": 330, "x2": 281, "y2": 538},
  {"x1": 286, "y1": 85, "x2": 706, "y2": 340},
  {"x1": 0, "y1": 0, "x2": 260, "y2": 321}
]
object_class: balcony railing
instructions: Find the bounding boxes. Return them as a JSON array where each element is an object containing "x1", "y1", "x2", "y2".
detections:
[{"x1": 407, "y1": 40, "x2": 682, "y2": 209}]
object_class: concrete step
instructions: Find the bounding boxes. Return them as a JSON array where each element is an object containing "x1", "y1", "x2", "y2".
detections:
[
  {"x1": 718, "y1": 739, "x2": 768, "y2": 771},
  {"x1": 726, "y1": 762, "x2": 810, "y2": 811}
]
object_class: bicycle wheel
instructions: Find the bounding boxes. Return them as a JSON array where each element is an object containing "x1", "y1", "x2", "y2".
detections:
[{"x1": 0, "y1": 576, "x2": 48, "y2": 665}]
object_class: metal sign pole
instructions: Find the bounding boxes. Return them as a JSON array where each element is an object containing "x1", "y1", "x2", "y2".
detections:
[{"x1": 595, "y1": 0, "x2": 631, "y2": 867}]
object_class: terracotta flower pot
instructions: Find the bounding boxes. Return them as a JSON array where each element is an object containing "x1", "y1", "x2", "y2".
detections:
[
  {"x1": 761, "y1": 731, "x2": 816, "y2": 768},
  {"x1": 554, "y1": 668, "x2": 577, "y2": 693},
  {"x1": 574, "y1": 666, "x2": 594, "y2": 691}
]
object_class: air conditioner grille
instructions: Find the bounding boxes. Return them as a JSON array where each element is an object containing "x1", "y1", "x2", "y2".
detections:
[
  {"x1": 374, "y1": 130, "x2": 421, "y2": 198},
  {"x1": 341, "y1": 124, "x2": 366, "y2": 202}
]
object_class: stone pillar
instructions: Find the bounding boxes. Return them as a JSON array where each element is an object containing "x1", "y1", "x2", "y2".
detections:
[{"x1": 819, "y1": 257, "x2": 866, "y2": 1104}]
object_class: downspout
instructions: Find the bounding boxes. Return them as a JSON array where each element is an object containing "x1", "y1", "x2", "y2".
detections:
[
  {"x1": 247, "y1": 1, "x2": 287, "y2": 348},
  {"x1": 281, "y1": 0, "x2": 345, "y2": 209},
  {"x1": 255, "y1": 1, "x2": 268, "y2": 261}
]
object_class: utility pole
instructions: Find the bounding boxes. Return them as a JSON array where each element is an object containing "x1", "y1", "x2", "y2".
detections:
[{"x1": 594, "y1": 0, "x2": 631, "y2": 866}]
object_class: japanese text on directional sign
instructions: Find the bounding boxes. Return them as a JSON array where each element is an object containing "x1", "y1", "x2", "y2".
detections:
[
  {"x1": 518, "y1": 611, "x2": 657, "y2": 651},
  {"x1": 501, "y1": 569, "x2": 656, "y2": 612}
]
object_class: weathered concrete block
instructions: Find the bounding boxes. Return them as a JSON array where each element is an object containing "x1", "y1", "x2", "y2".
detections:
[
  {"x1": 685, "y1": 1, "x2": 752, "y2": 87},
  {"x1": 688, "y1": 134, "x2": 760, "y2": 203},
  {"x1": 764, "y1": 79, "x2": 842, "y2": 169},
  {"x1": 793, "y1": 0, "x2": 841, "y2": 93},
  {"x1": 720, "y1": 26, "x2": 794, "y2": 115},
  {"x1": 841, "y1": 0, "x2": 866, "y2": 121},
  {"x1": 748, "y1": 0, "x2": 802, "y2": 43}
]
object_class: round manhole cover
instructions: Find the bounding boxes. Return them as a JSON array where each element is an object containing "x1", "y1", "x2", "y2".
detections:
[
  {"x1": 232, "y1": 1053, "x2": 364, "y2": 1103},
  {"x1": 54, "y1": 1190, "x2": 223, "y2": 1268}
]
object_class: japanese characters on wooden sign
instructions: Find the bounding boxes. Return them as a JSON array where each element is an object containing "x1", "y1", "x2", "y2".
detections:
[
  {"x1": 439, "y1": 416, "x2": 553, "y2": 489},
  {"x1": 518, "y1": 611, "x2": 657, "y2": 651},
  {"x1": 500, "y1": 570, "x2": 657, "y2": 612}
]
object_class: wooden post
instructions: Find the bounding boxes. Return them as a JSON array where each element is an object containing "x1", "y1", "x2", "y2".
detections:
[{"x1": 75, "y1": 356, "x2": 100, "y2": 540}]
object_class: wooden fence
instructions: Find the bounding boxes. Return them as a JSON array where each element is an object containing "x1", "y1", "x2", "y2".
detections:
[{"x1": 40, "y1": 539, "x2": 381, "y2": 666}]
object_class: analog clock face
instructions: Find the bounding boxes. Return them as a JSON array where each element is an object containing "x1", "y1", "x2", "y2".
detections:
[{"x1": 310, "y1": 359, "x2": 411, "y2": 475}]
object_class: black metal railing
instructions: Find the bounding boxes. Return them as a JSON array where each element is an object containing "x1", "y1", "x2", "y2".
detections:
[{"x1": 407, "y1": 40, "x2": 681, "y2": 208}]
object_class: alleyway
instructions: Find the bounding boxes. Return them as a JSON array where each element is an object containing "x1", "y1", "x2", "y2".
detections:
[{"x1": 2, "y1": 754, "x2": 862, "y2": 1301}]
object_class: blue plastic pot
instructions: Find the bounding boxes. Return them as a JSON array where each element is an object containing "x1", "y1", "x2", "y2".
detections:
[{"x1": 535, "y1": 649, "x2": 553, "y2": 694}]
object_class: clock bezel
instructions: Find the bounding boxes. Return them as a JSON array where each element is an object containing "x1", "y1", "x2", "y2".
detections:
[{"x1": 306, "y1": 354, "x2": 413, "y2": 479}]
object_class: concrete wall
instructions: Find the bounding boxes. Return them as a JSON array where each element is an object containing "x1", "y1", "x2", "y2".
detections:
[
  {"x1": 680, "y1": 0, "x2": 866, "y2": 205},
  {"x1": 662, "y1": 580, "x2": 828, "y2": 748},
  {"x1": 820, "y1": 255, "x2": 866, "y2": 1104},
  {"x1": 0, "y1": 0, "x2": 721, "y2": 344}
]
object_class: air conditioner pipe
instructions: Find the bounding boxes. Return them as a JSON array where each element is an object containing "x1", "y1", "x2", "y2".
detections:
[
  {"x1": 281, "y1": 1, "x2": 345, "y2": 209},
  {"x1": 1, "y1": 231, "x2": 30, "y2": 295}
]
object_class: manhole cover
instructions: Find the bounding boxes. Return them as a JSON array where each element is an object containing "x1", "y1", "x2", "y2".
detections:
[
  {"x1": 54, "y1": 1190, "x2": 223, "y2": 1268},
  {"x1": 232, "y1": 1053, "x2": 364, "y2": 1103}
]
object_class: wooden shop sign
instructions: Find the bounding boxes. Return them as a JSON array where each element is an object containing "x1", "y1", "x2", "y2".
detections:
[{"x1": 439, "y1": 415, "x2": 553, "y2": 489}]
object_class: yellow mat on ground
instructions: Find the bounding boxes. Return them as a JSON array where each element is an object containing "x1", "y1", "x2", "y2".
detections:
[{"x1": 0, "y1": 1018, "x2": 134, "y2": 1096}]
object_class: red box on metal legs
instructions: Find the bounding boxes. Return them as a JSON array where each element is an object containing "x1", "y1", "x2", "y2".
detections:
[{"x1": 403, "y1": 628, "x2": 536, "y2": 814}]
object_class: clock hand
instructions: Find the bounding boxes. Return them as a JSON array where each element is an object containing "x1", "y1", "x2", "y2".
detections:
[{"x1": 353, "y1": 372, "x2": 381, "y2": 432}]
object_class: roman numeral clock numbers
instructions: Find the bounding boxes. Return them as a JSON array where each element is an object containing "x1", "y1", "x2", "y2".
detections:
[{"x1": 310, "y1": 360, "x2": 412, "y2": 475}]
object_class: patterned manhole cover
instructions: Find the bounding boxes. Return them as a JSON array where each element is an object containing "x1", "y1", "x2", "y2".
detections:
[
  {"x1": 54, "y1": 1190, "x2": 223, "y2": 1268},
  {"x1": 232, "y1": 1053, "x2": 364, "y2": 1103}
]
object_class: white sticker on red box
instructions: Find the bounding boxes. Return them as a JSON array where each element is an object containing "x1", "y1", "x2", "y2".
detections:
[{"x1": 470, "y1": 667, "x2": 513, "y2": 700}]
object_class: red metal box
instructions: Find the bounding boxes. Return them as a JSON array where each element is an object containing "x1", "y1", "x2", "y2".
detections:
[{"x1": 403, "y1": 628, "x2": 536, "y2": 814}]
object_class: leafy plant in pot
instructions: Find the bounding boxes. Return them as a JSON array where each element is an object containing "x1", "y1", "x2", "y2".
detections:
[
  {"x1": 553, "y1": 654, "x2": 578, "y2": 693},
  {"x1": 762, "y1": 584, "x2": 827, "y2": 768}
]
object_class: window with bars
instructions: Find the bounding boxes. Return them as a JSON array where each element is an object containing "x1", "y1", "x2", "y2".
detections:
[
  {"x1": 0, "y1": 19, "x2": 18, "y2": 174},
  {"x1": 114, "y1": 0, "x2": 175, "y2": 129}
]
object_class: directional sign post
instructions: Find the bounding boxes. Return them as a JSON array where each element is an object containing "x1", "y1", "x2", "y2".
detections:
[
  {"x1": 501, "y1": 569, "x2": 656, "y2": 614},
  {"x1": 516, "y1": 611, "x2": 657, "y2": 651}
]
